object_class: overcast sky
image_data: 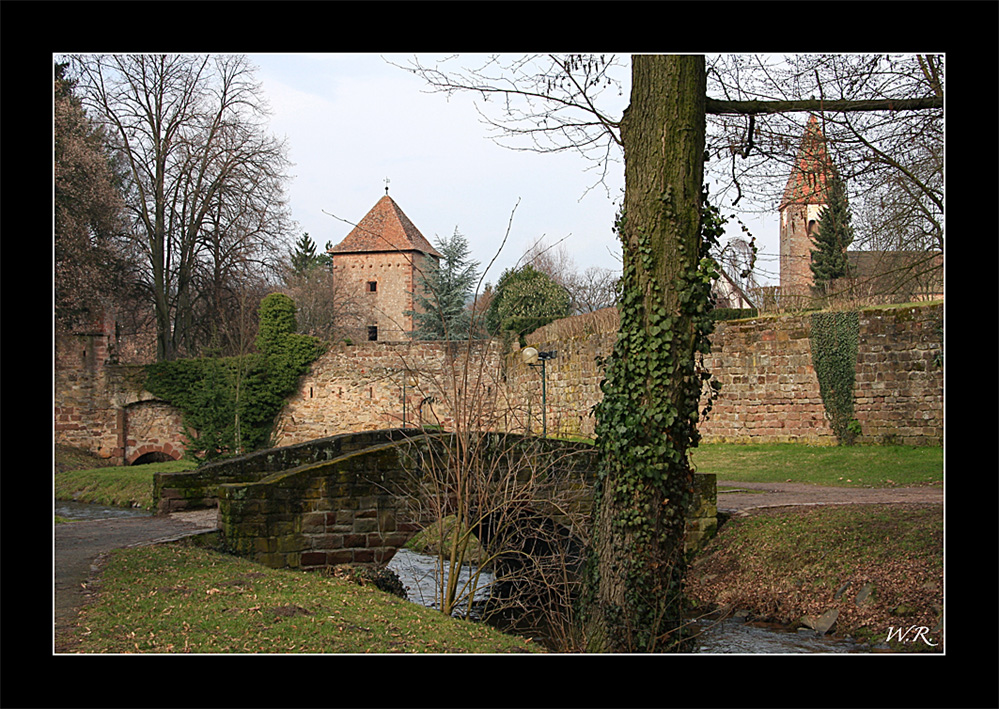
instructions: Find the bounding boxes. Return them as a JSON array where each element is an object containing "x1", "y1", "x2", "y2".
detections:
[{"x1": 251, "y1": 53, "x2": 781, "y2": 287}]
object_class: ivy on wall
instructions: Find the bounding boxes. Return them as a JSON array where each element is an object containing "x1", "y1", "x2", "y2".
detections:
[
  {"x1": 144, "y1": 294, "x2": 326, "y2": 460},
  {"x1": 810, "y1": 310, "x2": 860, "y2": 444}
]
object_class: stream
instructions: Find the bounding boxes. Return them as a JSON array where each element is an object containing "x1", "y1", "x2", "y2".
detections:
[
  {"x1": 55, "y1": 500, "x2": 153, "y2": 520},
  {"x1": 388, "y1": 547, "x2": 868, "y2": 654}
]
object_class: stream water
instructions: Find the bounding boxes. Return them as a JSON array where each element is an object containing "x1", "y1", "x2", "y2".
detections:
[
  {"x1": 55, "y1": 500, "x2": 153, "y2": 521},
  {"x1": 388, "y1": 548, "x2": 868, "y2": 654}
]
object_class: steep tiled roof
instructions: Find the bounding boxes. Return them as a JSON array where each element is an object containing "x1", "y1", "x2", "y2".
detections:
[
  {"x1": 329, "y1": 195, "x2": 442, "y2": 257},
  {"x1": 780, "y1": 115, "x2": 837, "y2": 209}
]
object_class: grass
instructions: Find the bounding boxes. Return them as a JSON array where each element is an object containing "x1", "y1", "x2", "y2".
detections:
[
  {"x1": 56, "y1": 442, "x2": 944, "y2": 653},
  {"x1": 685, "y1": 503, "x2": 944, "y2": 651},
  {"x1": 54, "y1": 458, "x2": 195, "y2": 510},
  {"x1": 72, "y1": 542, "x2": 538, "y2": 654},
  {"x1": 690, "y1": 442, "x2": 942, "y2": 488}
]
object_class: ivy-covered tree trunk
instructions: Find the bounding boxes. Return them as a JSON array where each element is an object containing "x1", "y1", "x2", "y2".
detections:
[{"x1": 583, "y1": 55, "x2": 712, "y2": 653}]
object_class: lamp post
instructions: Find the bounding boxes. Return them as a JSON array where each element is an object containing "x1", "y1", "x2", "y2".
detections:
[
  {"x1": 401, "y1": 372, "x2": 418, "y2": 428},
  {"x1": 521, "y1": 347, "x2": 557, "y2": 438}
]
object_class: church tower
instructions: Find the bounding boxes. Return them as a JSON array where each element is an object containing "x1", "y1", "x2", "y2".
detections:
[
  {"x1": 779, "y1": 115, "x2": 837, "y2": 296},
  {"x1": 328, "y1": 192, "x2": 441, "y2": 341}
]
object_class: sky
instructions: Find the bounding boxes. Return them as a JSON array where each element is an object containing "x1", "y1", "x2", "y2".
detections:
[{"x1": 250, "y1": 53, "x2": 781, "y2": 287}]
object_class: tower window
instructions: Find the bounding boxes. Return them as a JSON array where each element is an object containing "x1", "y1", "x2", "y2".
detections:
[
  {"x1": 367, "y1": 326, "x2": 378, "y2": 341},
  {"x1": 367, "y1": 281, "x2": 377, "y2": 292}
]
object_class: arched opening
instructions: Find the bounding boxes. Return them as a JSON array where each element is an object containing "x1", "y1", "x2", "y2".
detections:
[{"x1": 131, "y1": 451, "x2": 176, "y2": 466}]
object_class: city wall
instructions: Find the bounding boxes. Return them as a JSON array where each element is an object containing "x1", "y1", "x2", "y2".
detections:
[
  {"x1": 54, "y1": 302, "x2": 944, "y2": 467},
  {"x1": 275, "y1": 302, "x2": 943, "y2": 448}
]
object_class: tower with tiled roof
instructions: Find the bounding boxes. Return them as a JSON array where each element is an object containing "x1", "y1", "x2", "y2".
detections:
[
  {"x1": 779, "y1": 115, "x2": 838, "y2": 296},
  {"x1": 328, "y1": 192, "x2": 440, "y2": 341}
]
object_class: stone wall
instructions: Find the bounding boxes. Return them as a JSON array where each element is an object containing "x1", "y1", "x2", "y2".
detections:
[
  {"x1": 56, "y1": 302, "x2": 943, "y2": 472},
  {"x1": 272, "y1": 339, "x2": 508, "y2": 445},
  {"x1": 522, "y1": 303, "x2": 943, "y2": 446},
  {"x1": 123, "y1": 400, "x2": 187, "y2": 464},
  {"x1": 852, "y1": 306, "x2": 943, "y2": 445},
  {"x1": 218, "y1": 438, "x2": 424, "y2": 570},
  {"x1": 55, "y1": 326, "x2": 188, "y2": 464},
  {"x1": 154, "y1": 429, "x2": 417, "y2": 513}
]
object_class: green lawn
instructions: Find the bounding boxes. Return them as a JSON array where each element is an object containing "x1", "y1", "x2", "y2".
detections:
[
  {"x1": 72, "y1": 543, "x2": 538, "y2": 654},
  {"x1": 690, "y1": 442, "x2": 943, "y2": 488},
  {"x1": 54, "y1": 459, "x2": 195, "y2": 510}
]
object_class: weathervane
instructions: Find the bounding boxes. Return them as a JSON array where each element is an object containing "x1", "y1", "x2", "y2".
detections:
[{"x1": 384, "y1": 177, "x2": 390, "y2": 195}]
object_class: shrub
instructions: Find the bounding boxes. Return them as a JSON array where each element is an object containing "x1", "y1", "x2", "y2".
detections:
[{"x1": 144, "y1": 294, "x2": 325, "y2": 459}]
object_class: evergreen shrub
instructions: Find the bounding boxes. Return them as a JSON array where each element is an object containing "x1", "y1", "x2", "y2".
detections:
[{"x1": 144, "y1": 293, "x2": 325, "y2": 460}]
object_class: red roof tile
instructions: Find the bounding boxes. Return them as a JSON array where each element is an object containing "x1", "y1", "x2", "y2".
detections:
[
  {"x1": 780, "y1": 115, "x2": 837, "y2": 209},
  {"x1": 329, "y1": 195, "x2": 441, "y2": 257}
]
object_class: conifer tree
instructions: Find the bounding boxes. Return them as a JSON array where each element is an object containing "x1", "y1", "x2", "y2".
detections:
[
  {"x1": 408, "y1": 229, "x2": 480, "y2": 340},
  {"x1": 810, "y1": 176, "x2": 855, "y2": 295},
  {"x1": 289, "y1": 232, "x2": 322, "y2": 277}
]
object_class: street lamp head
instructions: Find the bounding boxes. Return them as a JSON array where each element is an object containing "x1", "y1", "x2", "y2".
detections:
[{"x1": 521, "y1": 347, "x2": 539, "y2": 365}]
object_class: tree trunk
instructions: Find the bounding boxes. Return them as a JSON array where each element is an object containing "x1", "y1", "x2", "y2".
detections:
[{"x1": 584, "y1": 55, "x2": 707, "y2": 653}]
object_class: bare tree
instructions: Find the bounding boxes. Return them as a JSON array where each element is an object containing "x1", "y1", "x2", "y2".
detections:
[
  {"x1": 523, "y1": 238, "x2": 619, "y2": 314},
  {"x1": 282, "y1": 266, "x2": 367, "y2": 343},
  {"x1": 705, "y1": 54, "x2": 944, "y2": 292},
  {"x1": 391, "y1": 54, "x2": 628, "y2": 200},
  {"x1": 68, "y1": 54, "x2": 293, "y2": 361}
]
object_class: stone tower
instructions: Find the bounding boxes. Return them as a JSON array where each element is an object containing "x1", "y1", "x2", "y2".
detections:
[
  {"x1": 328, "y1": 193, "x2": 441, "y2": 341},
  {"x1": 779, "y1": 115, "x2": 837, "y2": 296}
]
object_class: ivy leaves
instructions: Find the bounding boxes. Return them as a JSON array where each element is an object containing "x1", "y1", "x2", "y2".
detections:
[
  {"x1": 810, "y1": 310, "x2": 860, "y2": 445},
  {"x1": 144, "y1": 294, "x2": 326, "y2": 459},
  {"x1": 593, "y1": 190, "x2": 724, "y2": 502}
]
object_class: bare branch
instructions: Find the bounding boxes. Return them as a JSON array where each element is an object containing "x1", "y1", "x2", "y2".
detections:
[{"x1": 706, "y1": 96, "x2": 943, "y2": 115}]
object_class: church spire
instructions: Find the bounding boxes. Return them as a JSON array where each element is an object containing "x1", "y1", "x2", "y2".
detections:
[{"x1": 780, "y1": 115, "x2": 836, "y2": 210}]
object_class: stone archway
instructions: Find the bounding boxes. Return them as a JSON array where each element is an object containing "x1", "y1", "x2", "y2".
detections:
[
  {"x1": 122, "y1": 399, "x2": 187, "y2": 465},
  {"x1": 129, "y1": 449, "x2": 179, "y2": 466}
]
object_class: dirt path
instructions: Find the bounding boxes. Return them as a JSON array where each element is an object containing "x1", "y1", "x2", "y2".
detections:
[
  {"x1": 54, "y1": 509, "x2": 219, "y2": 652},
  {"x1": 716, "y1": 481, "x2": 943, "y2": 515}
]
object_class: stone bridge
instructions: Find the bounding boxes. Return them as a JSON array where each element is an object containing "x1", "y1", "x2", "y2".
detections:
[{"x1": 154, "y1": 428, "x2": 717, "y2": 572}]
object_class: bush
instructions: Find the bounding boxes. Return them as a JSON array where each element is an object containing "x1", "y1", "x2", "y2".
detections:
[
  {"x1": 144, "y1": 294, "x2": 325, "y2": 459},
  {"x1": 486, "y1": 265, "x2": 570, "y2": 341}
]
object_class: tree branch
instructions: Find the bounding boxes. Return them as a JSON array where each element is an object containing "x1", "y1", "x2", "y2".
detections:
[{"x1": 706, "y1": 96, "x2": 943, "y2": 115}]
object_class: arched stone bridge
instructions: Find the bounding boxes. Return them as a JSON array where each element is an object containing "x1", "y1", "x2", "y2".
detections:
[{"x1": 154, "y1": 428, "x2": 717, "y2": 571}]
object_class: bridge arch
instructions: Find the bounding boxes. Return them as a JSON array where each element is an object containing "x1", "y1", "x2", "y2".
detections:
[
  {"x1": 130, "y1": 448, "x2": 179, "y2": 466},
  {"x1": 153, "y1": 429, "x2": 716, "y2": 572}
]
